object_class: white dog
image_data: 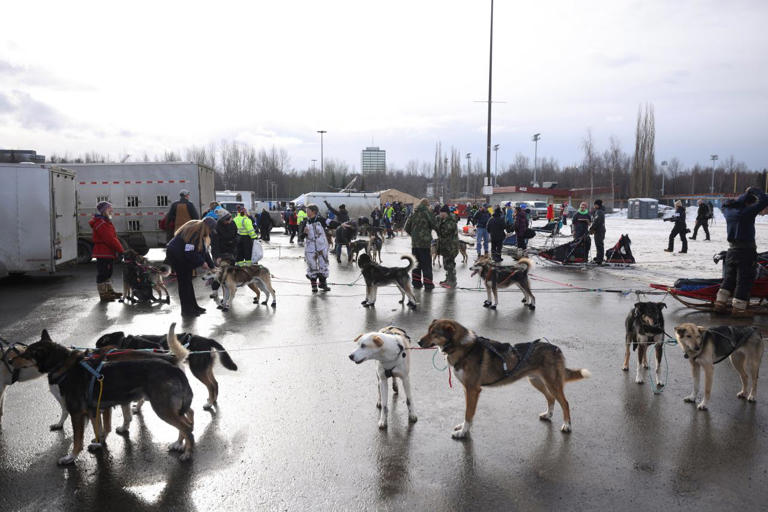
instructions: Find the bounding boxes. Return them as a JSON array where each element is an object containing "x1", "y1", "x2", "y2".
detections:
[
  {"x1": 1, "y1": 337, "x2": 68, "y2": 430},
  {"x1": 348, "y1": 326, "x2": 418, "y2": 429}
]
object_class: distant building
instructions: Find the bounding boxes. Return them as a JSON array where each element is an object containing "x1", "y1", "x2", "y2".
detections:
[{"x1": 361, "y1": 146, "x2": 386, "y2": 172}]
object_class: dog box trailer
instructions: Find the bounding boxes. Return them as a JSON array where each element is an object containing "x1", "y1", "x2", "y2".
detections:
[
  {"x1": 216, "y1": 190, "x2": 256, "y2": 211},
  {"x1": 67, "y1": 162, "x2": 216, "y2": 262},
  {"x1": 628, "y1": 198, "x2": 658, "y2": 219},
  {"x1": 292, "y1": 192, "x2": 381, "y2": 220},
  {"x1": 0, "y1": 163, "x2": 77, "y2": 277}
]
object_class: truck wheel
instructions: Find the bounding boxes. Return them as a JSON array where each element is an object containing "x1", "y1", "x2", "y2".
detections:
[{"x1": 77, "y1": 240, "x2": 93, "y2": 264}]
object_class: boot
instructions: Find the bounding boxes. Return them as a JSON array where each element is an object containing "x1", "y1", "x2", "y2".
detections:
[
  {"x1": 318, "y1": 276, "x2": 331, "y2": 292},
  {"x1": 105, "y1": 281, "x2": 123, "y2": 300},
  {"x1": 713, "y1": 289, "x2": 731, "y2": 314},
  {"x1": 98, "y1": 283, "x2": 115, "y2": 302},
  {"x1": 731, "y1": 298, "x2": 752, "y2": 318},
  {"x1": 310, "y1": 278, "x2": 318, "y2": 293}
]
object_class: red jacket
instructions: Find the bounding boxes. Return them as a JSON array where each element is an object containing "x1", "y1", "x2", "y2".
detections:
[{"x1": 89, "y1": 215, "x2": 124, "y2": 259}]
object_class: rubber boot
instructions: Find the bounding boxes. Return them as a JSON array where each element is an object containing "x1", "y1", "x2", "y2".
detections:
[
  {"x1": 713, "y1": 289, "x2": 731, "y2": 314},
  {"x1": 310, "y1": 278, "x2": 318, "y2": 293},
  {"x1": 731, "y1": 298, "x2": 752, "y2": 318},
  {"x1": 98, "y1": 283, "x2": 115, "y2": 302},
  {"x1": 105, "y1": 281, "x2": 123, "y2": 300},
  {"x1": 318, "y1": 276, "x2": 331, "y2": 292}
]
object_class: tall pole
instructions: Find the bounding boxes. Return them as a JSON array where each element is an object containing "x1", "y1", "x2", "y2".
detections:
[
  {"x1": 466, "y1": 153, "x2": 472, "y2": 199},
  {"x1": 532, "y1": 133, "x2": 541, "y2": 186},
  {"x1": 710, "y1": 154, "x2": 718, "y2": 195},
  {"x1": 317, "y1": 130, "x2": 327, "y2": 175},
  {"x1": 485, "y1": 0, "x2": 494, "y2": 204},
  {"x1": 661, "y1": 160, "x2": 668, "y2": 198},
  {"x1": 493, "y1": 144, "x2": 500, "y2": 186}
]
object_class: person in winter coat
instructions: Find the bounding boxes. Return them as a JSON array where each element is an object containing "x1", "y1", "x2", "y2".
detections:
[
  {"x1": 212, "y1": 209, "x2": 237, "y2": 262},
  {"x1": 405, "y1": 198, "x2": 438, "y2": 289},
  {"x1": 304, "y1": 204, "x2": 331, "y2": 293},
  {"x1": 296, "y1": 206, "x2": 308, "y2": 245},
  {"x1": 472, "y1": 205, "x2": 491, "y2": 257},
  {"x1": 715, "y1": 187, "x2": 768, "y2": 317},
  {"x1": 590, "y1": 199, "x2": 606, "y2": 264},
  {"x1": 89, "y1": 201, "x2": 124, "y2": 301},
  {"x1": 504, "y1": 203, "x2": 515, "y2": 228},
  {"x1": 165, "y1": 189, "x2": 199, "y2": 240},
  {"x1": 571, "y1": 202, "x2": 592, "y2": 257},
  {"x1": 546, "y1": 204, "x2": 555, "y2": 222},
  {"x1": 258, "y1": 208, "x2": 274, "y2": 242},
  {"x1": 166, "y1": 218, "x2": 215, "y2": 317},
  {"x1": 203, "y1": 201, "x2": 220, "y2": 219},
  {"x1": 234, "y1": 207, "x2": 258, "y2": 263},
  {"x1": 287, "y1": 206, "x2": 299, "y2": 244},
  {"x1": 437, "y1": 205, "x2": 459, "y2": 288},
  {"x1": 466, "y1": 204, "x2": 478, "y2": 226},
  {"x1": 383, "y1": 203, "x2": 395, "y2": 238},
  {"x1": 664, "y1": 200, "x2": 688, "y2": 253},
  {"x1": 324, "y1": 201, "x2": 350, "y2": 224},
  {"x1": 487, "y1": 208, "x2": 507, "y2": 262},
  {"x1": 691, "y1": 199, "x2": 711, "y2": 241},
  {"x1": 513, "y1": 207, "x2": 529, "y2": 249}
]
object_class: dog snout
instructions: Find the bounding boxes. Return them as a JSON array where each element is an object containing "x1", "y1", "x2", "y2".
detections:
[
  {"x1": 348, "y1": 354, "x2": 355, "y2": 361},
  {"x1": 418, "y1": 337, "x2": 431, "y2": 348}
]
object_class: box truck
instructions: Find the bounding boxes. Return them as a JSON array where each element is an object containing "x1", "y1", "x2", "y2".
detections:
[
  {"x1": 0, "y1": 163, "x2": 77, "y2": 277},
  {"x1": 67, "y1": 162, "x2": 216, "y2": 262}
]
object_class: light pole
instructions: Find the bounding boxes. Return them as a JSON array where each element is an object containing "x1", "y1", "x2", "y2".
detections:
[
  {"x1": 532, "y1": 133, "x2": 541, "y2": 186},
  {"x1": 493, "y1": 144, "x2": 500, "y2": 186},
  {"x1": 265, "y1": 179, "x2": 271, "y2": 201},
  {"x1": 710, "y1": 154, "x2": 718, "y2": 194},
  {"x1": 317, "y1": 130, "x2": 327, "y2": 175},
  {"x1": 311, "y1": 159, "x2": 317, "y2": 171},
  {"x1": 660, "y1": 160, "x2": 668, "y2": 198},
  {"x1": 484, "y1": 0, "x2": 495, "y2": 204},
  {"x1": 466, "y1": 153, "x2": 472, "y2": 198}
]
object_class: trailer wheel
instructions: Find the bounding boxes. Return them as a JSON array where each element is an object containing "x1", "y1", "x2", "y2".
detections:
[{"x1": 77, "y1": 240, "x2": 93, "y2": 264}]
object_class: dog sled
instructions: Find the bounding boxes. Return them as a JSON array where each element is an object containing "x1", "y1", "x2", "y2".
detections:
[
  {"x1": 536, "y1": 234, "x2": 635, "y2": 267},
  {"x1": 650, "y1": 251, "x2": 768, "y2": 314}
]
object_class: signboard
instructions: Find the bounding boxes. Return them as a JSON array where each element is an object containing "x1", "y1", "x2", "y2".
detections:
[{"x1": 481, "y1": 185, "x2": 494, "y2": 196}]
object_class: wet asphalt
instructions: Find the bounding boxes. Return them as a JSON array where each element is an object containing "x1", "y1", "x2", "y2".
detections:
[{"x1": 0, "y1": 232, "x2": 766, "y2": 511}]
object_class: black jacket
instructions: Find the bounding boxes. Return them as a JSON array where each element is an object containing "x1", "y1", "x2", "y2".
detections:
[
  {"x1": 258, "y1": 212, "x2": 274, "y2": 230},
  {"x1": 212, "y1": 218, "x2": 238, "y2": 259},
  {"x1": 486, "y1": 215, "x2": 508, "y2": 241},
  {"x1": 666, "y1": 206, "x2": 687, "y2": 229},
  {"x1": 473, "y1": 209, "x2": 491, "y2": 228},
  {"x1": 325, "y1": 202, "x2": 350, "y2": 223},
  {"x1": 696, "y1": 203, "x2": 710, "y2": 221},
  {"x1": 591, "y1": 207, "x2": 605, "y2": 234}
]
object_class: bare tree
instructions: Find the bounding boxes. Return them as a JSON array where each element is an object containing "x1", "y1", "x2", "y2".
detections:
[{"x1": 630, "y1": 103, "x2": 655, "y2": 196}]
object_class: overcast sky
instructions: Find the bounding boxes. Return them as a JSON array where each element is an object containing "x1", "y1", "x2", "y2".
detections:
[{"x1": 1, "y1": 0, "x2": 766, "y2": 172}]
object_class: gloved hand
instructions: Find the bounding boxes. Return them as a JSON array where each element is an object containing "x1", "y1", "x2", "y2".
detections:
[{"x1": 116, "y1": 252, "x2": 124, "y2": 263}]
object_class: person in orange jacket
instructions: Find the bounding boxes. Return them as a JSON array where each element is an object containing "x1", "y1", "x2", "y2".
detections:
[{"x1": 89, "y1": 201, "x2": 124, "y2": 301}]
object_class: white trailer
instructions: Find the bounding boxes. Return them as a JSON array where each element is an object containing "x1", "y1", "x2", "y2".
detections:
[
  {"x1": 216, "y1": 190, "x2": 256, "y2": 211},
  {"x1": 292, "y1": 192, "x2": 381, "y2": 220},
  {"x1": 0, "y1": 163, "x2": 77, "y2": 277},
  {"x1": 67, "y1": 162, "x2": 216, "y2": 261}
]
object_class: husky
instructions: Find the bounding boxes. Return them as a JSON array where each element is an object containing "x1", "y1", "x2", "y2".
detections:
[
  {"x1": 432, "y1": 240, "x2": 469, "y2": 268},
  {"x1": 120, "y1": 249, "x2": 172, "y2": 304},
  {"x1": 207, "y1": 262, "x2": 276, "y2": 311},
  {"x1": 419, "y1": 319, "x2": 590, "y2": 438},
  {"x1": 358, "y1": 254, "x2": 418, "y2": 309},
  {"x1": 367, "y1": 232, "x2": 383, "y2": 263},
  {"x1": 348, "y1": 326, "x2": 418, "y2": 428},
  {"x1": 674, "y1": 323, "x2": 764, "y2": 410},
  {"x1": 623, "y1": 302, "x2": 667, "y2": 385},
  {"x1": 470, "y1": 254, "x2": 536, "y2": 310}
]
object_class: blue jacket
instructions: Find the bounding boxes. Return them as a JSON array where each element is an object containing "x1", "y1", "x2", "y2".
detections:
[
  {"x1": 723, "y1": 188, "x2": 768, "y2": 245},
  {"x1": 473, "y1": 210, "x2": 491, "y2": 228}
]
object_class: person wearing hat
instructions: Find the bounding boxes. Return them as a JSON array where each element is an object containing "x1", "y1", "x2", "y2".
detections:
[
  {"x1": 691, "y1": 199, "x2": 711, "y2": 241},
  {"x1": 664, "y1": 200, "x2": 688, "y2": 253},
  {"x1": 203, "y1": 201, "x2": 220, "y2": 219},
  {"x1": 303, "y1": 204, "x2": 331, "y2": 293},
  {"x1": 211, "y1": 208, "x2": 237, "y2": 262},
  {"x1": 472, "y1": 205, "x2": 491, "y2": 257},
  {"x1": 590, "y1": 199, "x2": 606, "y2": 265},
  {"x1": 258, "y1": 208, "x2": 274, "y2": 242},
  {"x1": 165, "y1": 189, "x2": 199, "y2": 241},
  {"x1": 89, "y1": 201, "x2": 124, "y2": 301},
  {"x1": 166, "y1": 218, "x2": 215, "y2": 317},
  {"x1": 513, "y1": 206, "x2": 529, "y2": 250},
  {"x1": 233, "y1": 207, "x2": 258, "y2": 264},
  {"x1": 487, "y1": 206, "x2": 507, "y2": 262},
  {"x1": 324, "y1": 201, "x2": 349, "y2": 224},
  {"x1": 437, "y1": 205, "x2": 459, "y2": 288},
  {"x1": 405, "y1": 198, "x2": 438, "y2": 289}
]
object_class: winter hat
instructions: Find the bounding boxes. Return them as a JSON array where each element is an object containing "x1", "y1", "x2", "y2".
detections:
[
  {"x1": 96, "y1": 201, "x2": 112, "y2": 215},
  {"x1": 674, "y1": 200, "x2": 682, "y2": 207},
  {"x1": 203, "y1": 216, "x2": 217, "y2": 233},
  {"x1": 492, "y1": 209, "x2": 501, "y2": 217},
  {"x1": 179, "y1": 189, "x2": 191, "y2": 197},
  {"x1": 594, "y1": 199, "x2": 603, "y2": 207},
  {"x1": 215, "y1": 207, "x2": 229, "y2": 219},
  {"x1": 440, "y1": 205, "x2": 450, "y2": 213}
]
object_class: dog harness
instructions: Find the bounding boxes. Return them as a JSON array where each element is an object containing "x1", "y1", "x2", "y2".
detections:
[
  {"x1": 690, "y1": 326, "x2": 757, "y2": 364},
  {"x1": 475, "y1": 336, "x2": 555, "y2": 385},
  {"x1": 382, "y1": 343, "x2": 407, "y2": 378},
  {"x1": 0, "y1": 337, "x2": 26, "y2": 384}
]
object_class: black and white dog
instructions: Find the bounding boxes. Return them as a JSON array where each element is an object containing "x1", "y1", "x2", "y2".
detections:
[
  {"x1": 358, "y1": 254, "x2": 418, "y2": 310},
  {"x1": 623, "y1": 302, "x2": 667, "y2": 385}
]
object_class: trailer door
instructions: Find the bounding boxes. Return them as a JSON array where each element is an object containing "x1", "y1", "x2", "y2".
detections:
[{"x1": 52, "y1": 168, "x2": 78, "y2": 265}]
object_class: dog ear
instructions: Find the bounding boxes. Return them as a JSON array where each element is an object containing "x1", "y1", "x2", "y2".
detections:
[
  {"x1": 41, "y1": 329, "x2": 52, "y2": 342},
  {"x1": 674, "y1": 326, "x2": 687, "y2": 337},
  {"x1": 353, "y1": 334, "x2": 363, "y2": 343},
  {"x1": 696, "y1": 326, "x2": 707, "y2": 334},
  {"x1": 372, "y1": 335, "x2": 384, "y2": 347},
  {"x1": 658, "y1": 303, "x2": 667, "y2": 310}
]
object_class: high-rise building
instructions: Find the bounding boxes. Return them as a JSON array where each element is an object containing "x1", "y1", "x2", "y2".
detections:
[{"x1": 361, "y1": 146, "x2": 386, "y2": 172}]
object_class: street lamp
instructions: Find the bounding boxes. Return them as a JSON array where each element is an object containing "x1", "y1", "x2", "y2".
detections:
[
  {"x1": 493, "y1": 144, "x2": 500, "y2": 186},
  {"x1": 317, "y1": 130, "x2": 327, "y2": 174},
  {"x1": 710, "y1": 154, "x2": 718, "y2": 194},
  {"x1": 311, "y1": 159, "x2": 317, "y2": 171},
  {"x1": 484, "y1": 0, "x2": 495, "y2": 204},
  {"x1": 466, "y1": 153, "x2": 472, "y2": 198},
  {"x1": 661, "y1": 160, "x2": 668, "y2": 197},
  {"x1": 532, "y1": 133, "x2": 541, "y2": 186}
]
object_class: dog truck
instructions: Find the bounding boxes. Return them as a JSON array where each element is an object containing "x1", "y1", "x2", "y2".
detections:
[
  {"x1": 292, "y1": 192, "x2": 381, "y2": 221},
  {"x1": 66, "y1": 162, "x2": 216, "y2": 263},
  {"x1": 0, "y1": 163, "x2": 78, "y2": 277}
]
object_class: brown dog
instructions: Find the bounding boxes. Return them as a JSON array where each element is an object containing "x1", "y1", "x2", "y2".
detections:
[{"x1": 418, "y1": 319, "x2": 590, "y2": 438}]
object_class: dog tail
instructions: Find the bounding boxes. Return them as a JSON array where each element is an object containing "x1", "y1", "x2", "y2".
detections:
[
  {"x1": 565, "y1": 368, "x2": 591, "y2": 382},
  {"x1": 516, "y1": 257, "x2": 534, "y2": 272},
  {"x1": 157, "y1": 264, "x2": 172, "y2": 277},
  {"x1": 209, "y1": 340, "x2": 238, "y2": 371},
  {"x1": 167, "y1": 323, "x2": 189, "y2": 364},
  {"x1": 401, "y1": 254, "x2": 416, "y2": 272}
]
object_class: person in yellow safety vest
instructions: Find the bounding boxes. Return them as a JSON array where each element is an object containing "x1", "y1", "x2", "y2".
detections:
[
  {"x1": 296, "y1": 206, "x2": 308, "y2": 245},
  {"x1": 383, "y1": 203, "x2": 395, "y2": 239},
  {"x1": 234, "y1": 208, "x2": 257, "y2": 264}
]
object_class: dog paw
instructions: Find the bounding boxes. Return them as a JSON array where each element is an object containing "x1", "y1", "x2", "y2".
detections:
[
  {"x1": 168, "y1": 441, "x2": 184, "y2": 452},
  {"x1": 253, "y1": 298, "x2": 259, "y2": 304},
  {"x1": 451, "y1": 428, "x2": 469, "y2": 439},
  {"x1": 165, "y1": 298, "x2": 171, "y2": 304},
  {"x1": 683, "y1": 395, "x2": 696, "y2": 403},
  {"x1": 737, "y1": 391, "x2": 747, "y2": 400},
  {"x1": 697, "y1": 402, "x2": 708, "y2": 411},
  {"x1": 216, "y1": 305, "x2": 223, "y2": 310},
  {"x1": 560, "y1": 423, "x2": 572, "y2": 433},
  {"x1": 261, "y1": 300, "x2": 268, "y2": 305},
  {"x1": 49, "y1": 423, "x2": 64, "y2": 431},
  {"x1": 376, "y1": 401, "x2": 382, "y2": 409},
  {"x1": 635, "y1": 377, "x2": 644, "y2": 384},
  {"x1": 489, "y1": 305, "x2": 497, "y2": 310},
  {"x1": 407, "y1": 302, "x2": 417, "y2": 310},
  {"x1": 87, "y1": 442, "x2": 103, "y2": 452},
  {"x1": 378, "y1": 420, "x2": 388, "y2": 430},
  {"x1": 179, "y1": 451, "x2": 192, "y2": 462},
  {"x1": 621, "y1": 366, "x2": 629, "y2": 372},
  {"x1": 747, "y1": 394, "x2": 756, "y2": 403},
  {"x1": 527, "y1": 304, "x2": 536, "y2": 310},
  {"x1": 203, "y1": 403, "x2": 214, "y2": 411},
  {"x1": 539, "y1": 412, "x2": 553, "y2": 422},
  {"x1": 398, "y1": 299, "x2": 404, "y2": 304},
  {"x1": 521, "y1": 298, "x2": 527, "y2": 303},
  {"x1": 271, "y1": 302, "x2": 276, "y2": 308},
  {"x1": 58, "y1": 454, "x2": 76, "y2": 466},
  {"x1": 408, "y1": 413, "x2": 418, "y2": 423},
  {"x1": 222, "y1": 307, "x2": 229, "y2": 312}
]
